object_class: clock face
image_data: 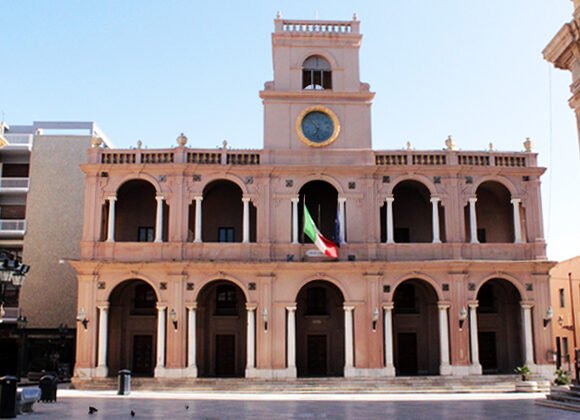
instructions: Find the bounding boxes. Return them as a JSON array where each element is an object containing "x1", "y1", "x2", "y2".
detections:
[
  {"x1": 296, "y1": 106, "x2": 340, "y2": 148},
  {"x1": 301, "y1": 111, "x2": 334, "y2": 143}
]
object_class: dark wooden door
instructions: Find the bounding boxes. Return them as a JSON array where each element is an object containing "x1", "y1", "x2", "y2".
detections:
[
  {"x1": 307, "y1": 334, "x2": 327, "y2": 376},
  {"x1": 132, "y1": 335, "x2": 153, "y2": 376},
  {"x1": 479, "y1": 332, "x2": 498, "y2": 373},
  {"x1": 215, "y1": 334, "x2": 236, "y2": 377},
  {"x1": 397, "y1": 333, "x2": 418, "y2": 375}
]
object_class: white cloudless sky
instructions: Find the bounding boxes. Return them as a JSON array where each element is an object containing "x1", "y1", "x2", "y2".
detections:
[{"x1": 1, "y1": 0, "x2": 579, "y2": 261}]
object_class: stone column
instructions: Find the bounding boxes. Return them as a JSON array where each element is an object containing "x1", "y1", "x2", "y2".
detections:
[
  {"x1": 186, "y1": 305, "x2": 197, "y2": 377},
  {"x1": 95, "y1": 304, "x2": 109, "y2": 377},
  {"x1": 194, "y1": 196, "x2": 203, "y2": 243},
  {"x1": 438, "y1": 303, "x2": 451, "y2": 375},
  {"x1": 286, "y1": 306, "x2": 297, "y2": 376},
  {"x1": 468, "y1": 302, "x2": 482, "y2": 374},
  {"x1": 154, "y1": 196, "x2": 165, "y2": 243},
  {"x1": 344, "y1": 305, "x2": 355, "y2": 375},
  {"x1": 106, "y1": 196, "x2": 116, "y2": 242},
  {"x1": 511, "y1": 198, "x2": 523, "y2": 243},
  {"x1": 246, "y1": 306, "x2": 256, "y2": 375},
  {"x1": 291, "y1": 197, "x2": 299, "y2": 244},
  {"x1": 338, "y1": 197, "x2": 346, "y2": 244},
  {"x1": 468, "y1": 197, "x2": 479, "y2": 244},
  {"x1": 385, "y1": 197, "x2": 394, "y2": 244},
  {"x1": 242, "y1": 197, "x2": 251, "y2": 243},
  {"x1": 521, "y1": 303, "x2": 535, "y2": 366},
  {"x1": 431, "y1": 197, "x2": 441, "y2": 243},
  {"x1": 383, "y1": 304, "x2": 395, "y2": 376},
  {"x1": 155, "y1": 304, "x2": 167, "y2": 376}
]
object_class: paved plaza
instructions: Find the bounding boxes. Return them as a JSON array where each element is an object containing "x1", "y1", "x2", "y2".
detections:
[{"x1": 18, "y1": 391, "x2": 577, "y2": 419}]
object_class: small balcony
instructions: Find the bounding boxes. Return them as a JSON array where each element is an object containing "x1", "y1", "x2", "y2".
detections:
[
  {"x1": 0, "y1": 178, "x2": 30, "y2": 194},
  {"x1": 2, "y1": 134, "x2": 33, "y2": 151},
  {"x1": 0, "y1": 220, "x2": 26, "y2": 238}
]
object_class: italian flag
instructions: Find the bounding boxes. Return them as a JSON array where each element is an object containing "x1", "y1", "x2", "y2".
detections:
[{"x1": 303, "y1": 204, "x2": 339, "y2": 258}]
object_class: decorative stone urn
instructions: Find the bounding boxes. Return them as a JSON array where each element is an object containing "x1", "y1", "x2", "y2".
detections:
[{"x1": 177, "y1": 133, "x2": 188, "y2": 147}]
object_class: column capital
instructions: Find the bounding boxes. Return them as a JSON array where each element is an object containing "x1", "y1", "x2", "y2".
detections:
[
  {"x1": 437, "y1": 302, "x2": 451, "y2": 310},
  {"x1": 193, "y1": 195, "x2": 203, "y2": 201},
  {"x1": 385, "y1": 196, "x2": 394, "y2": 203},
  {"x1": 290, "y1": 196, "x2": 299, "y2": 203},
  {"x1": 338, "y1": 196, "x2": 347, "y2": 203},
  {"x1": 156, "y1": 195, "x2": 165, "y2": 201},
  {"x1": 97, "y1": 303, "x2": 110, "y2": 311},
  {"x1": 343, "y1": 305, "x2": 355, "y2": 312},
  {"x1": 520, "y1": 302, "x2": 534, "y2": 310},
  {"x1": 106, "y1": 195, "x2": 117, "y2": 201},
  {"x1": 382, "y1": 303, "x2": 394, "y2": 311},
  {"x1": 468, "y1": 196, "x2": 477, "y2": 203},
  {"x1": 286, "y1": 306, "x2": 297, "y2": 312},
  {"x1": 430, "y1": 196, "x2": 441, "y2": 203},
  {"x1": 156, "y1": 303, "x2": 167, "y2": 311},
  {"x1": 186, "y1": 303, "x2": 197, "y2": 311},
  {"x1": 246, "y1": 303, "x2": 257, "y2": 311},
  {"x1": 510, "y1": 198, "x2": 522, "y2": 205},
  {"x1": 468, "y1": 300, "x2": 479, "y2": 309},
  {"x1": 242, "y1": 196, "x2": 251, "y2": 203}
]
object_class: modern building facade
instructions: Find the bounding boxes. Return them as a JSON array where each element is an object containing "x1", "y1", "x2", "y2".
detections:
[
  {"x1": 72, "y1": 17, "x2": 556, "y2": 382},
  {"x1": 0, "y1": 121, "x2": 111, "y2": 378}
]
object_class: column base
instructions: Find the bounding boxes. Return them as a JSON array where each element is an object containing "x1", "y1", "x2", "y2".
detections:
[
  {"x1": 154, "y1": 366, "x2": 167, "y2": 377},
  {"x1": 94, "y1": 366, "x2": 108, "y2": 378},
  {"x1": 343, "y1": 367, "x2": 395, "y2": 377},
  {"x1": 448, "y1": 365, "x2": 472, "y2": 376},
  {"x1": 469, "y1": 363, "x2": 482, "y2": 375},
  {"x1": 531, "y1": 364, "x2": 553, "y2": 380},
  {"x1": 439, "y1": 364, "x2": 452, "y2": 376},
  {"x1": 156, "y1": 368, "x2": 188, "y2": 378},
  {"x1": 184, "y1": 366, "x2": 198, "y2": 378}
]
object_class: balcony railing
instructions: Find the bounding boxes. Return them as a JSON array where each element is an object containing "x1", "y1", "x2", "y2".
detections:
[
  {"x1": 3, "y1": 134, "x2": 33, "y2": 148},
  {"x1": 0, "y1": 220, "x2": 26, "y2": 237},
  {"x1": 0, "y1": 178, "x2": 30, "y2": 192}
]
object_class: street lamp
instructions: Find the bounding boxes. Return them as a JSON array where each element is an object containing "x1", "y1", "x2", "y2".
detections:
[{"x1": 0, "y1": 252, "x2": 30, "y2": 322}]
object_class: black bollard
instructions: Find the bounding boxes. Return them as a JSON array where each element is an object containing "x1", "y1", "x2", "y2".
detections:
[
  {"x1": 118, "y1": 370, "x2": 131, "y2": 396},
  {"x1": 0, "y1": 376, "x2": 17, "y2": 419}
]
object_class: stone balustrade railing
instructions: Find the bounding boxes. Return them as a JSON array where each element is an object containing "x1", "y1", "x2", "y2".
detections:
[
  {"x1": 275, "y1": 19, "x2": 360, "y2": 35},
  {"x1": 91, "y1": 147, "x2": 536, "y2": 168}
]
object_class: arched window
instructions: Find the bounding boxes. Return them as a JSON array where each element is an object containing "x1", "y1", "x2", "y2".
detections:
[{"x1": 302, "y1": 55, "x2": 332, "y2": 90}]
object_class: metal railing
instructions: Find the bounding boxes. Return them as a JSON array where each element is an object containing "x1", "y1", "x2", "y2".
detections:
[{"x1": 0, "y1": 178, "x2": 30, "y2": 189}]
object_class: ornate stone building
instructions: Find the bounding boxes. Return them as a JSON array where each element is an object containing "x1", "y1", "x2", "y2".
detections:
[{"x1": 72, "y1": 17, "x2": 555, "y2": 381}]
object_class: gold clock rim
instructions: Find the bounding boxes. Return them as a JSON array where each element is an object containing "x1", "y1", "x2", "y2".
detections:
[{"x1": 296, "y1": 106, "x2": 341, "y2": 148}]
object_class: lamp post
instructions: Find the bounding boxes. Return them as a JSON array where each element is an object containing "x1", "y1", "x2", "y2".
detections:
[{"x1": 0, "y1": 252, "x2": 30, "y2": 322}]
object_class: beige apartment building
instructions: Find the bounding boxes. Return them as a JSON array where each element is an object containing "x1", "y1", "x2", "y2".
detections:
[
  {"x1": 0, "y1": 121, "x2": 111, "y2": 378},
  {"x1": 70, "y1": 17, "x2": 556, "y2": 383}
]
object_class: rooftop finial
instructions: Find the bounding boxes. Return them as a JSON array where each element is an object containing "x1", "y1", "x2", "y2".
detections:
[
  {"x1": 488, "y1": 142, "x2": 494, "y2": 151},
  {"x1": 276, "y1": 11, "x2": 281, "y2": 19},
  {"x1": 222, "y1": 140, "x2": 228, "y2": 149},
  {"x1": 177, "y1": 132, "x2": 188, "y2": 147},
  {"x1": 137, "y1": 140, "x2": 142, "y2": 149},
  {"x1": 353, "y1": 12, "x2": 358, "y2": 21},
  {"x1": 523, "y1": 137, "x2": 533, "y2": 152},
  {"x1": 406, "y1": 141, "x2": 412, "y2": 150},
  {"x1": 445, "y1": 135, "x2": 456, "y2": 150}
]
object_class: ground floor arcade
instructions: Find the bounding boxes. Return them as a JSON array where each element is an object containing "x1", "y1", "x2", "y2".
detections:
[{"x1": 72, "y1": 260, "x2": 555, "y2": 380}]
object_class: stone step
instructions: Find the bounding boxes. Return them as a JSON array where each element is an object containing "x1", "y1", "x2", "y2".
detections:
[{"x1": 536, "y1": 399, "x2": 580, "y2": 413}]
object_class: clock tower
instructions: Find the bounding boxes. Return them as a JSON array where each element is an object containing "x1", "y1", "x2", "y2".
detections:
[{"x1": 260, "y1": 15, "x2": 375, "y2": 150}]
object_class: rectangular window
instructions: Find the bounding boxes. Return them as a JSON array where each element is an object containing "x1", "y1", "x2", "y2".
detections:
[
  {"x1": 563, "y1": 337, "x2": 569, "y2": 360},
  {"x1": 132, "y1": 284, "x2": 156, "y2": 315},
  {"x1": 138, "y1": 227, "x2": 154, "y2": 242},
  {"x1": 559, "y1": 288, "x2": 566, "y2": 308},
  {"x1": 218, "y1": 227, "x2": 234, "y2": 243},
  {"x1": 215, "y1": 285, "x2": 237, "y2": 316}
]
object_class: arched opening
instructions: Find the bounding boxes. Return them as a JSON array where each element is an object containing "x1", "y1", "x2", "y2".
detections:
[
  {"x1": 392, "y1": 181, "x2": 433, "y2": 243},
  {"x1": 112, "y1": 180, "x2": 168, "y2": 242},
  {"x1": 393, "y1": 279, "x2": 440, "y2": 375},
  {"x1": 195, "y1": 180, "x2": 255, "y2": 243},
  {"x1": 196, "y1": 280, "x2": 247, "y2": 377},
  {"x1": 296, "y1": 280, "x2": 345, "y2": 377},
  {"x1": 470, "y1": 181, "x2": 514, "y2": 243},
  {"x1": 108, "y1": 279, "x2": 157, "y2": 377},
  {"x1": 302, "y1": 55, "x2": 332, "y2": 90},
  {"x1": 476, "y1": 278, "x2": 522, "y2": 374},
  {"x1": 299, "y1": 181, "x2": 338, "y2": 244}
]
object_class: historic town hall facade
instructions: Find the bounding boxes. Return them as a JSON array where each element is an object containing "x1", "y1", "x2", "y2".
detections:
[{"x1": 72, "y1": 17, "x2": 555, "y2": 381}]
